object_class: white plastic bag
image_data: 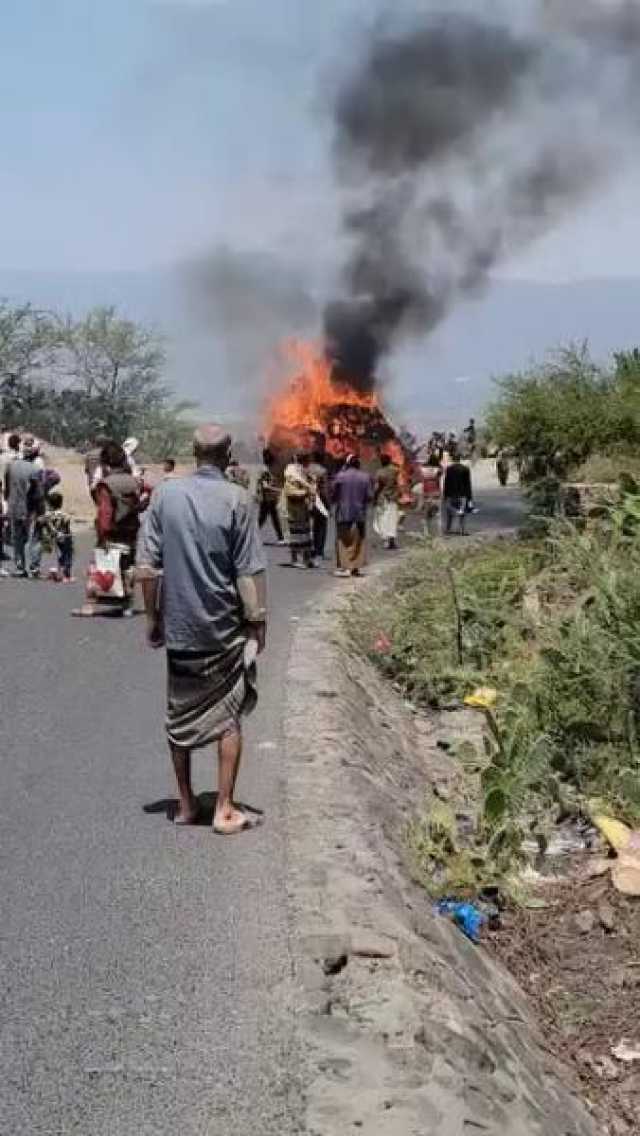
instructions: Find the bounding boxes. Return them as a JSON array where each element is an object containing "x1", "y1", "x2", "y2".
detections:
[{"x1": 93, "y1": 546, "x2": 124, "y2": 598}]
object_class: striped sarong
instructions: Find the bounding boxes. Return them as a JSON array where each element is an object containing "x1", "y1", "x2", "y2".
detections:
[
  {"x1": 166, "y1": 639, "x2": 257, "y2": 750},
  {"x1": 286, "y1": 496, "x2": 312, "y2": 551}
]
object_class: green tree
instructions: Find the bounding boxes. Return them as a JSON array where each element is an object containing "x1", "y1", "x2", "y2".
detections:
[
  {"x1": 139, "y1": 400, "x2": 198, "y2": 460},
  {"x1": 65, "y1": 306, "x2": 167, "y2": 439},
  {"x1": 0, "y1": 301, "x2": 63, "y2": 427},
  {"x1": 485, "y1": 345, "x2": 621, "y2": 480},
  {"x1": 0, "y1": 300, "x2": 199, "y2": 455}
]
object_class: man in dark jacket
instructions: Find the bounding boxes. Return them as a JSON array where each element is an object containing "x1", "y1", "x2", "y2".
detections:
[
  {"x1": 443, "y1": 455, "x2": 473, "y2": 535},
  {"x1": 332, "y1": 455, "x2": 372, "y2": 577}
]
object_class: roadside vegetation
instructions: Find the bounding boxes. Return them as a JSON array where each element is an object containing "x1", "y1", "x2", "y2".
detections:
[
  {"x1": 346, "y1": 343, "x2": 640, "y2": 895},
  {"x1": 0, "y1": 300, "x2": 196, "y2": 458},
  {"x1": 485, "y1": 343, "x2": 640, "y2": 483}
]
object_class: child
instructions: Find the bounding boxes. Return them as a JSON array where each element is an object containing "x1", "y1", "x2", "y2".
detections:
[{"x1": 45, "y1": 491, "x2": 75, "y2": 582}]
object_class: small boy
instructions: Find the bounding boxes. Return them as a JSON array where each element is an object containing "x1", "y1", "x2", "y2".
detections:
[{"x1": 45, "y1": 491, "x2": 75, "y2": 582}]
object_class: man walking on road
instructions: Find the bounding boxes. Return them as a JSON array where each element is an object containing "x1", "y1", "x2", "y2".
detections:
[
  {"x1": 139, "y1": 424, "x2": 267, "y2": 835},
  {"x1": 256, "y1": 447, "x2": 285, "y2": 544},
  {"x1": 332, "y1": 454, "x2": 371, "y2": 577}
]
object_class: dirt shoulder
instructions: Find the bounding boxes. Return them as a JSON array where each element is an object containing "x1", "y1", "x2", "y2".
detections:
[{"x1": 285, "y1": 578, "x2": 597, "y2": 1136}]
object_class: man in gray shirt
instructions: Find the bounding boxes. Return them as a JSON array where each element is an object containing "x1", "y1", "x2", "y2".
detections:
[
  {"x1": 5, "y1": 444, "x2": 44, "y2": 578},
  {"x1": 139, "y1": 424, "x2": 267, "y2": 835}
]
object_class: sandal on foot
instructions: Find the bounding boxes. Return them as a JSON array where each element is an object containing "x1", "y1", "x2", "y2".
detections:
[{"x1": 212, "y1": 811, "x2": 263, "y2": 836}]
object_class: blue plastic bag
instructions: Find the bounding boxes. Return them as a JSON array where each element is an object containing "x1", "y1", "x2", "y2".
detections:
[{"x1": 435, "y1": 899, "x2": 486, "y2": 943}]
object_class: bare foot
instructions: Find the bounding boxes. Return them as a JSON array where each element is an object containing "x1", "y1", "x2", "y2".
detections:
[
  {"x1": 213, "y1": 805, "x2": 260, "y2": 836},
  {"x1": 173, "y1": 799, "x2": 200, "y2": 825}
]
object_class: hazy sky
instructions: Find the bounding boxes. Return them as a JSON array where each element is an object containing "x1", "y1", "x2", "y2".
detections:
[{"x1": 1, "y1": 0, "x2": 639, "y2": 283}]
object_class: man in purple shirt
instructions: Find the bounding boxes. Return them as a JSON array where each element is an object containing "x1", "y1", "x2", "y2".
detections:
[{"x1": 331, "y1": 455, "x2": 372, "y2": 578}]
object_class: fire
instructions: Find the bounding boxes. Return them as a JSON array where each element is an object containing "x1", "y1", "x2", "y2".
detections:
[{"x1": 264, "y1": 338, "x2": 413, "y2": 483}]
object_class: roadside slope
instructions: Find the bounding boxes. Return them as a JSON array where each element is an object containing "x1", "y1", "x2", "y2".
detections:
[{"x1": 285, "y1": 581, "x2": 597, "y2": 1136}]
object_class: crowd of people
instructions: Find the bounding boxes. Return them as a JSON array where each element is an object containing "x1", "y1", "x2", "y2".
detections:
[
  {"x1": 0, "y1": 432, "x2": 153, "y2": 614},
  {"x1": 256, "y1": 447, "x2": 402, "y2": 577},
  {"x1": 0, "y1": 421, "x2": 485, "y2": 607},
  {"x1": 0, "y1": 432, "x2": 73, "y2": 582}
]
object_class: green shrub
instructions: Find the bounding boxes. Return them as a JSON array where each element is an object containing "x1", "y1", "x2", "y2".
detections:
[{"x1": 347, "y1": 494, "x2": 640, "y2": 885}]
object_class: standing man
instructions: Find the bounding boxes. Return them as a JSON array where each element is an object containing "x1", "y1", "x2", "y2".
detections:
[
  {"x1": 256, "y1": 448, "x2": 285, "y2": 545},
  {"x1": 496, "y1": 449, "x2": 510, "y2": 486},
  {"x1": 5, "y1": 443, "x2": 44, "y2": 577},
  {"x1": 463, "y1": 418, "x2": 477, "y2": 462},
  {"x1": 283, "y1": 452, "x2": 315, "y2": 569},
  {"x1": 139, "y1": 424, "x2": 267, "y2": 836},
  {"x1": 332, "y1": 455, "x2": 371, "y2": 578},
  {"x1": 373, "y1": 452, "x2": 401, "y2": 550},
  {"x1": 442, "y1": 452, "x2": 473, "y2": 535},
  {"x1": 0, "y1": 432, "x2": 20, "y2": 569},
  {"x1": 84, "y1": 434, "x2": 108, "y2": 493},
  {"x1": 309, "y1": 449, "x2": 330, "y2": 562},
  {"x1": 421, "y1": 451, "x2": 443, "y2": 536}
]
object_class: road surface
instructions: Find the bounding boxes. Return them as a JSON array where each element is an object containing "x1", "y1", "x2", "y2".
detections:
[{"x1": 0, "y1": 470, "x2": 521, "y2": 1135}]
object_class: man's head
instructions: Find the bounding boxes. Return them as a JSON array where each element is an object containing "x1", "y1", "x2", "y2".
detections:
[
  {"x1": 8, "y1": 433, "x2": 20, "y2": 453},
  {"x1": 22, "y1": 435, "x2": 40, "y2": 459},
  {"x1": 100, "y1": 440, "x2": 127, "y2": 472},
  {"x1": 262, "y1": 447, "x2": 274, "y2": 468},
  {"x1": 347, "y1": 455, "x2": 361, "y2": 470},
  {"x1": 163, "y1": 458, "x2": 176, "y2": 474},
  {"x1": 380, "y1": 452, "x2": 391, "y2": 467},
  {"x1": 48, "y1": 490, "x2": 63, "y2": 510},
  {"x1": 299, "y1": 452, "x2": 310, "y2": 468},
  {"x1": 193, "y1": 424, "x2": 232, "y2": 470}
]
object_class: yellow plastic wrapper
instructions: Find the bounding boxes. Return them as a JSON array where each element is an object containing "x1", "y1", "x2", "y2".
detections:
[
  {"x1": 464, "y1": 687, "x2": 497, "y2": 710},
  {"x1": 592, "y1": 815, "x2": 631, "y2": 853}
]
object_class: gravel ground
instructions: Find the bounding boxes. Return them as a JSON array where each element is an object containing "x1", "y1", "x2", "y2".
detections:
[{"x1": 489, "y1": 870, "x2": 640, "y2": 1134}]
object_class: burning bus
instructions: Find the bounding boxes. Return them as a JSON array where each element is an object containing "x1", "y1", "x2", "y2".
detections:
[{"x1": 264, "y1": 339, "x2": 418, "y2": 496}]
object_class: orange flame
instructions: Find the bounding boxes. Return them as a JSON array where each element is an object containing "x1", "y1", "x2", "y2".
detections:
[
  {"x1": 263, "y1": 339, "x2": 415, "y2": 491},
  {"x1": 265, "y1": 339, "x2": 376, "y2": 433}
]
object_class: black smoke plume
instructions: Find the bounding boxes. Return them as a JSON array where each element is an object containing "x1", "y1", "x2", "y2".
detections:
[{"x1": 325, "y1": 4, "x2": 640, "y2": 393}]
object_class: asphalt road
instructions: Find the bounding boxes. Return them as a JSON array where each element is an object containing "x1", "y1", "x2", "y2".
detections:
[
  {"x1": 0, "y1": 528, "x2": 327, "y2": 1136},
  {"x1": 0, "y1": 470, "x2": 521, "y2": 1136}
]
